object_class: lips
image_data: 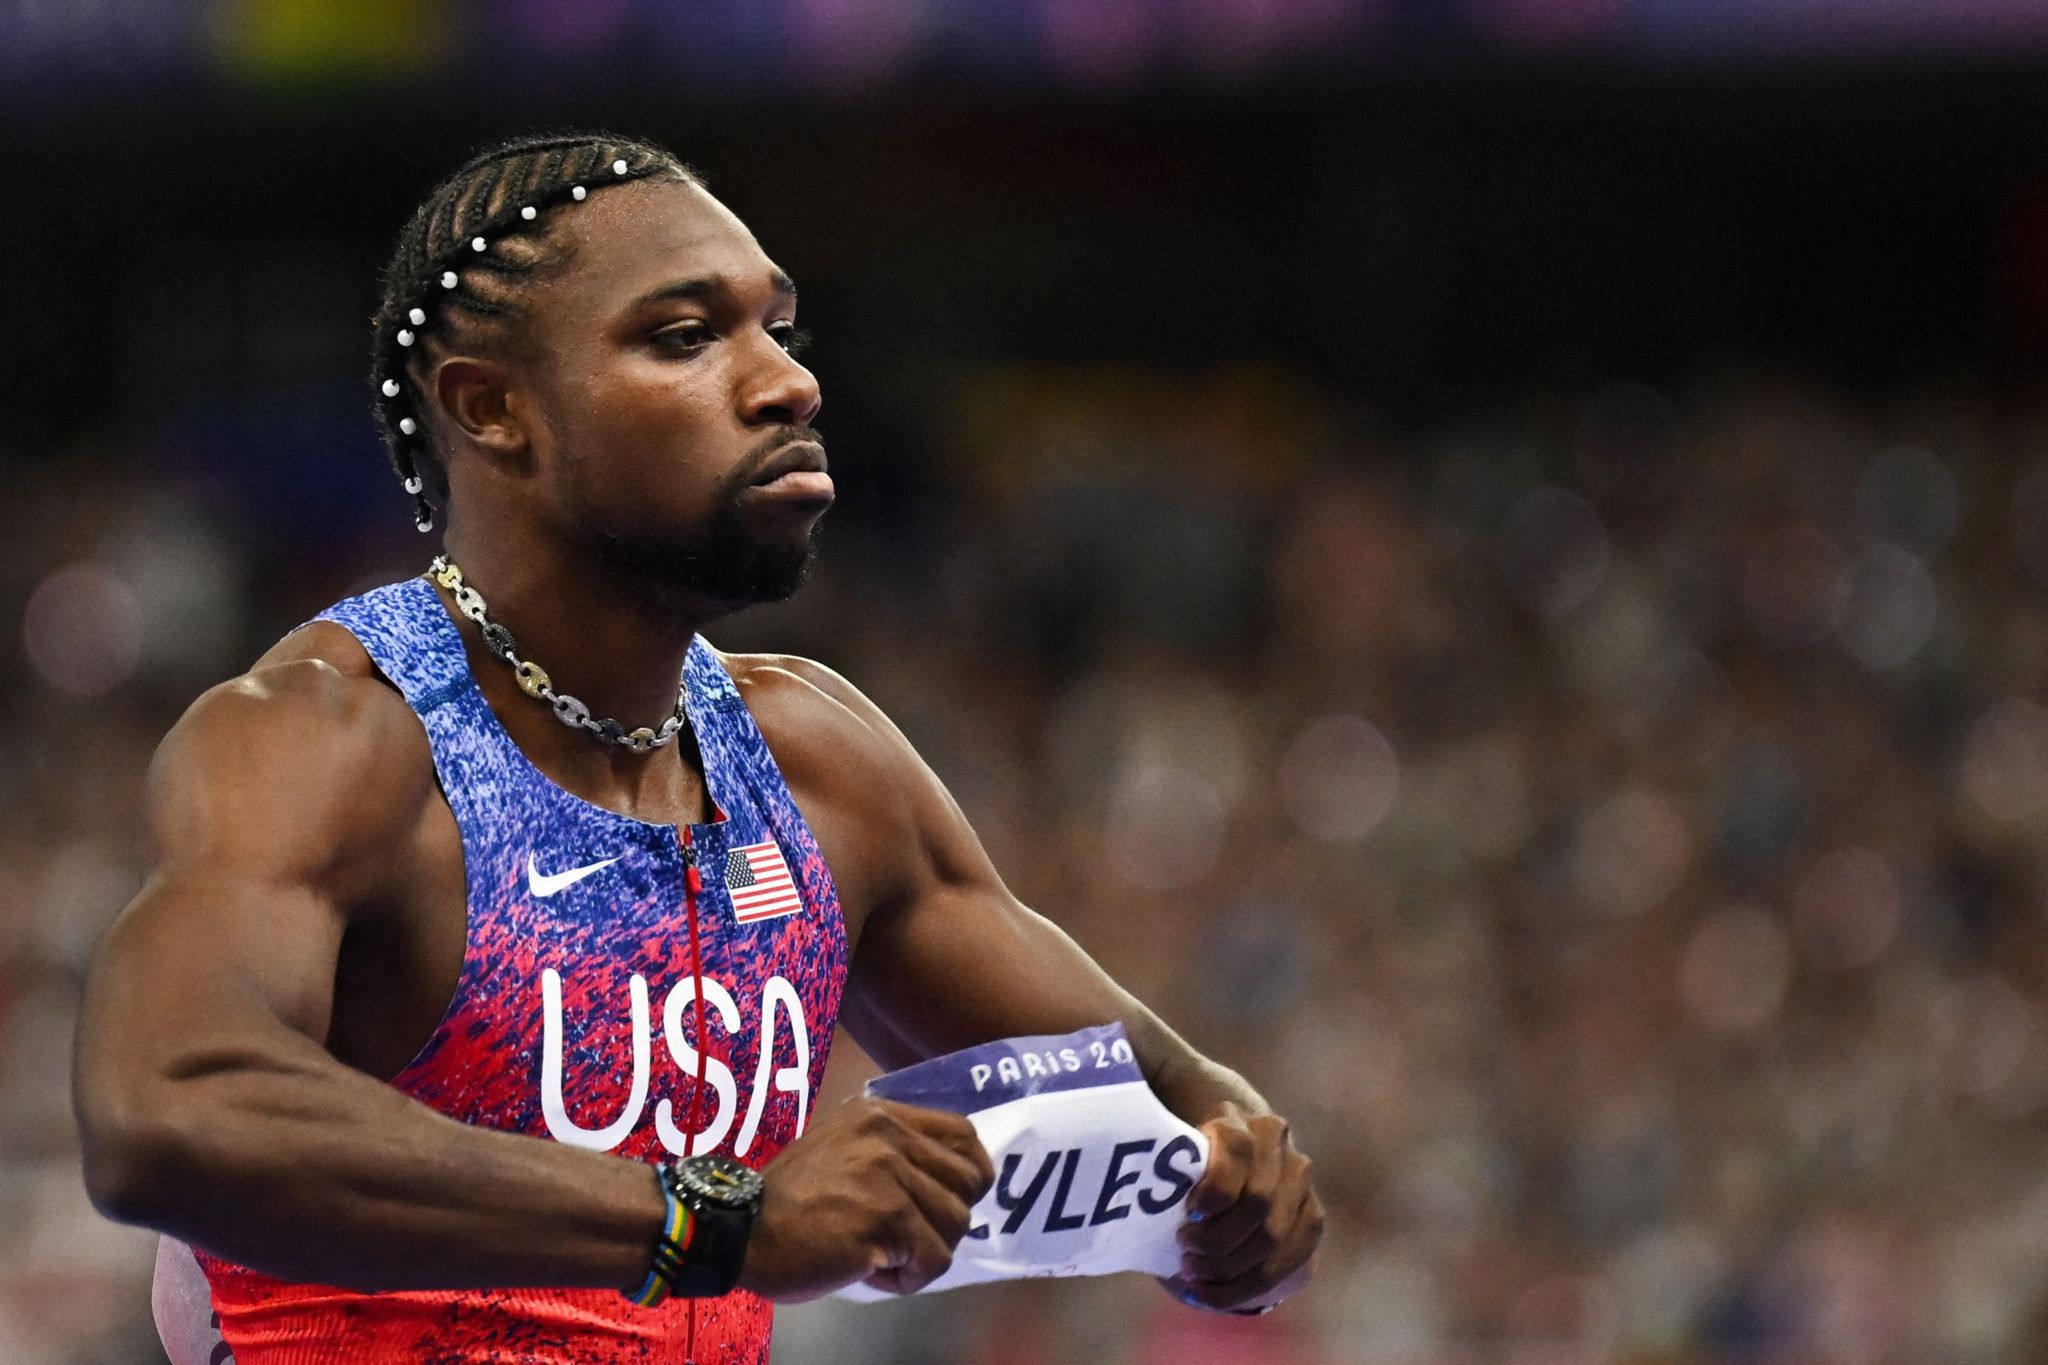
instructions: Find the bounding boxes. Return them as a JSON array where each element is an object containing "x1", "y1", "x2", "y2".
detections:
[{"x1": 748, "y1": 440, "x2": 828, "y2": 487}]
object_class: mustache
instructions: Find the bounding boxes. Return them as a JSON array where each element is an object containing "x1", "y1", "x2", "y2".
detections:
[{"x1": 729, "y1": 424, "x2": 826, "y2": 486}]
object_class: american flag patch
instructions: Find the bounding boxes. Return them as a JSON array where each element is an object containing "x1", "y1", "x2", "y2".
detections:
[{"x1": 724, "y1": 841, "x2": 803, "y2": 923}]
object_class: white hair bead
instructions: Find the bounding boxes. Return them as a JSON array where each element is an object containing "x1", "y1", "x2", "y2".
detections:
[
  {"x1": 571, "y1": 186, "x2": 586, "y2": 201},
  {"x1": 472, "y1": 236, "x2": 487, "y2": 252},
  {"x1": 398, "y1": 417, "x2": 417, "y2": 435},
  {"x1": 521, "y1": 205, "x2": 537, "y2": 220},
  {"x1": 381, "y1": 379, "x2": 401, "y2": 397},
  {"x1": 613, "y1": 159, "x2": 628, "y2": 175},
  {"x1": 397, "y1": 329, "x2": 414, "y2": 346},
  {"x1": 441, "y1": 271, "x2": 458, "y2": 288},
  {"x1": 403, "y1": 476, "x2": 424, "y2": 494},
  {"x1": 408, "y1": 307, "x2": 426, "y2": 326}
]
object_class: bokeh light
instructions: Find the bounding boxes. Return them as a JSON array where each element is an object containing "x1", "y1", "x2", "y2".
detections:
[
  {"x1": 1276, "y1": 714, "x2": 1400, "y2": 843},
  {"x1": 1959, "y1": 697, "x2": 2048, "y2": 826},
  {"x1": 1941, "y1": 976, "x2": 2048, "y2": 1120},
  {"x1": 1105, "y1": 762, "x2": 1228, "y2": 891},
  {"x1": 1790, "y1": 847, "x2": 1901, "y2": 972},
  {"x1": 1680, "y1": 903, "x2": 1793, "y2": 1034},
  {"x1": 21, "y1": 564, "x2": 141, "y2": 699},
  {"x1": 1833, "y1": 543, "x2": 1939, "y2": 671},
  {"x1": 1570, "y1": 784, "x2": 1693, "y2": 919}
]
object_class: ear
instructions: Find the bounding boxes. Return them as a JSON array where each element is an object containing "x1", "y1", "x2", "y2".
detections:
[{"x1": 433, "y1": 356, "x2": 530, "y2": 469}]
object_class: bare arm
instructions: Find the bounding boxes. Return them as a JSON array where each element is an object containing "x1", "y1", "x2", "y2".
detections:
[
  {"x1": 72, "y1": 657, "x2": 667, "y2": 1292},
  {"x1": 858, "y1": 817, "x2": 1271, "y2": 1127},
  {"x1": 760, "y1": 656, "x2": 1259, "y2": 1117},
  {"x1": 756, "y1": 656, "x2": 1323, "y2": 1310}
]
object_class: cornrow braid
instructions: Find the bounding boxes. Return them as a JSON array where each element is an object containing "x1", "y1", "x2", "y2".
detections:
[{"x1": 370, "y1": 131, "x2": 700, "y2": 531}]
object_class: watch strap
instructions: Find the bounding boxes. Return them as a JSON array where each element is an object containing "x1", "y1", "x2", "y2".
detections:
[
  {"x1": 662, "y1": 1161, "x2": 756, "y2": 1298},
  {"x1": 625, "y1": 1167, "x2": 694, "y2": 1308}
]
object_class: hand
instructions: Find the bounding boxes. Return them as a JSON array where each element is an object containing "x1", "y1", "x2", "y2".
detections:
[
  {"x1": 1163, "y1": 1101, "x2": 1323, "y2": 1313},
  {"x1": 738, "y1": 1097, "x2": 995, "y2": 1302}
]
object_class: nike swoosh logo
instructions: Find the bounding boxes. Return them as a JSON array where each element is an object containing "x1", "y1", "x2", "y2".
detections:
[{"x1": 527, "y1": 853, "x2": 622, "y2": 898}]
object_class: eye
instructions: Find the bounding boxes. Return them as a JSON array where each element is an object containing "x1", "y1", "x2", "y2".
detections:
[
  {"x1": 653, "y1": 321, "x2": 713, "y2": 352},
  {"x1": 769, "y1": 323, "x2": 813, "y2": 359}
]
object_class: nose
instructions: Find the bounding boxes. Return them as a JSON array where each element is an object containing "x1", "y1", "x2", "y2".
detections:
[{"x1": 739, "y1": 334, "x2": 822, "y2": 429}]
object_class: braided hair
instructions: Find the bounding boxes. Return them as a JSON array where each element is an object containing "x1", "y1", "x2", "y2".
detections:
[{"x1": 370, "y1": 132, "x2": 700, "y2": 531}]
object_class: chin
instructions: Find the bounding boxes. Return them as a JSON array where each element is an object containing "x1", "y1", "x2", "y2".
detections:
[
  {"x1": 727, "y1": 543, "x2": 816, "y2": 604},
  {"x1": 711, "y1": 515, "x2": 822, "y2": 604},
  {"x1": 597, "y1": 521, "x2": 820, "y2": 608}
]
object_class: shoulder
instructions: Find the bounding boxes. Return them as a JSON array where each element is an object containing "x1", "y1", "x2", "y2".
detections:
[
  {"x1": 710, "y1": 649, "x2": 926, "y2": 823},
  {"x1": 144, "y1": 622, "x2": 437, "y2": 878},
  {"x1": 718, "y1": 651, "x2": 902, "y2": 741},
  {"x1": 171, "y1": 620, "x2": 423, "y2": 763},
  {"x1": 714, "y1": 650, "x2": 911, "y2": 768}
]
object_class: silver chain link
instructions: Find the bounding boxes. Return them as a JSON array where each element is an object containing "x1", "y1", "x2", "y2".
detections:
[{"x1": 427, "y1": 555, "x2": 688, "y2": 753}]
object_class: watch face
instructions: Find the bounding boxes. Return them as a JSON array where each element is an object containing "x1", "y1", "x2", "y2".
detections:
[{"x1": 676, "y1": 1154, "x2": 763, "y2": 1210}]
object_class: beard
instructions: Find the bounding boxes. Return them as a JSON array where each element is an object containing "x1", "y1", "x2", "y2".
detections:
[
  {"x1": 578, "y1": 435, "x2": 826, "y2": 608},
  {"x1": 680, "y1": 489, "x2": 820, "y2": 603},
  {"x1": 591, "y1": 495, "x2": 821, "y2": 605}
]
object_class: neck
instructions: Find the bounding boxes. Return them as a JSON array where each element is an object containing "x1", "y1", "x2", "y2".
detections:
[{"x1": 438, "y1": 519, "x2": 724, "y2": 755}]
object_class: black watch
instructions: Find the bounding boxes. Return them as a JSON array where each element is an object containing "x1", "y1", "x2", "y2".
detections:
[{"x1": 660, "y1": 1155, "x2": 763, "y2": 1298}]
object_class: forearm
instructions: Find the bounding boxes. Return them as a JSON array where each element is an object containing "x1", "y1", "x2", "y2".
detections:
[
  {"x1": 1132, "y1": 1020, "x2": 1271, "y2": 1127},
  {"x1": 83, "y1": 1045, "x2": 663, "y2": 1294}
]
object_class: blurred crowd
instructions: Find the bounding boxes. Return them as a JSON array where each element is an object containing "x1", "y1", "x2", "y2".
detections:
[{"x1": 4, "y1": 365, "x2": 2048, "y2": 1363}]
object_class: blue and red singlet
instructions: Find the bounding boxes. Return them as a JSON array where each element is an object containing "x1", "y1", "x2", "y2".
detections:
[{"x1": 157, "y1": 573, "x2": 849, "y2": 1364}]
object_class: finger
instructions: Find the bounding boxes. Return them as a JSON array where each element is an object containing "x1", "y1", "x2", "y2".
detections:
[
  {"x1": 853, "y1": 1102, "x2": 986, "y2": 1184},
  {"x1": 876, "y1": 1170, "x2": 964, "y2": 1294},
  {"x1": 860, "y1": 1213, "x2": 956, "y2": 1296},
  {"x1": 937, "y1": 1127, "x2": 997, "y2": 1200},
  {"x1": 1185, "y1": 1111, "x2": 1253, "y2": 1225},
  {"x1": 892, "y1": 1154, "x2": 976, "y2": 1250},
  {"x1": 1173, "y1": 1256, "x2": 1313, "y2": 1314},
  {"x1": 1182, "y1": 1179, "x2": 1308, "y2": 1285},
  {"x1": 876, "y1": 1100, "x2": 980, "y2": 1152},
  {"x1": 906, "y1": 1121, "x2": 996, "y2": 1201},
  {"x1": 1179, "y1": 1194, "x2": 1322, "y2": 1311},
  {"x1": 872, "y1": 1102, "x2": 994, "y2": 1201},
  {"x1": 900, "y1": 1128, "x2": 996, "y2": 1207},
  {"x1": 1182, "y1": 1118, "x2": 1287, "y2": 1256},
  {"x1": 1183, "y1": 1145, "x2": 1309, "y2": 1269}
]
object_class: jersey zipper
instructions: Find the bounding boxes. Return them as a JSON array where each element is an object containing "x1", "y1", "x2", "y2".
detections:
[{"x1": 680, "y1": 827, "x2": 707, "y2": 1365}]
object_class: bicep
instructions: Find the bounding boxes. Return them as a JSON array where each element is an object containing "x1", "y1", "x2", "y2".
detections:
[
  {"x1": 757, "y1": 654, "x2": 1197, "y2": 1075},
  {"x1": 843, "y1": 874, "x2": 1158, "y2": 1073},
  {"x1": 838, "y1": 751, "x2": 1175, "y2": 1073},
  {"x1": 75, "y1": 661, "x2": 421, "y2": 1130}
]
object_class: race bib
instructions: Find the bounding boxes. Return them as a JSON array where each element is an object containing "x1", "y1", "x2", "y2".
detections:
[{"x1": 834, "y1": 1022, "x2": 1208, "y2": 1301}]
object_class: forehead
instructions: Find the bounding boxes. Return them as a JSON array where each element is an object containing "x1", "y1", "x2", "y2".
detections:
[{"x1": 537, "y1": 177, "x2": 782, "y2": 316}]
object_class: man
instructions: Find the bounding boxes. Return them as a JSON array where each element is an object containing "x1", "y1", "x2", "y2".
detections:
[{"x1": 73, "y1": 131, "x2": 1322, "y2": 1363}]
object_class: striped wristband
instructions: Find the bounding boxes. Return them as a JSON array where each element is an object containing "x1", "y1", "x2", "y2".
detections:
[{"x1": 626, "y1": 1165, "x2": 695, "y2": 1308}]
